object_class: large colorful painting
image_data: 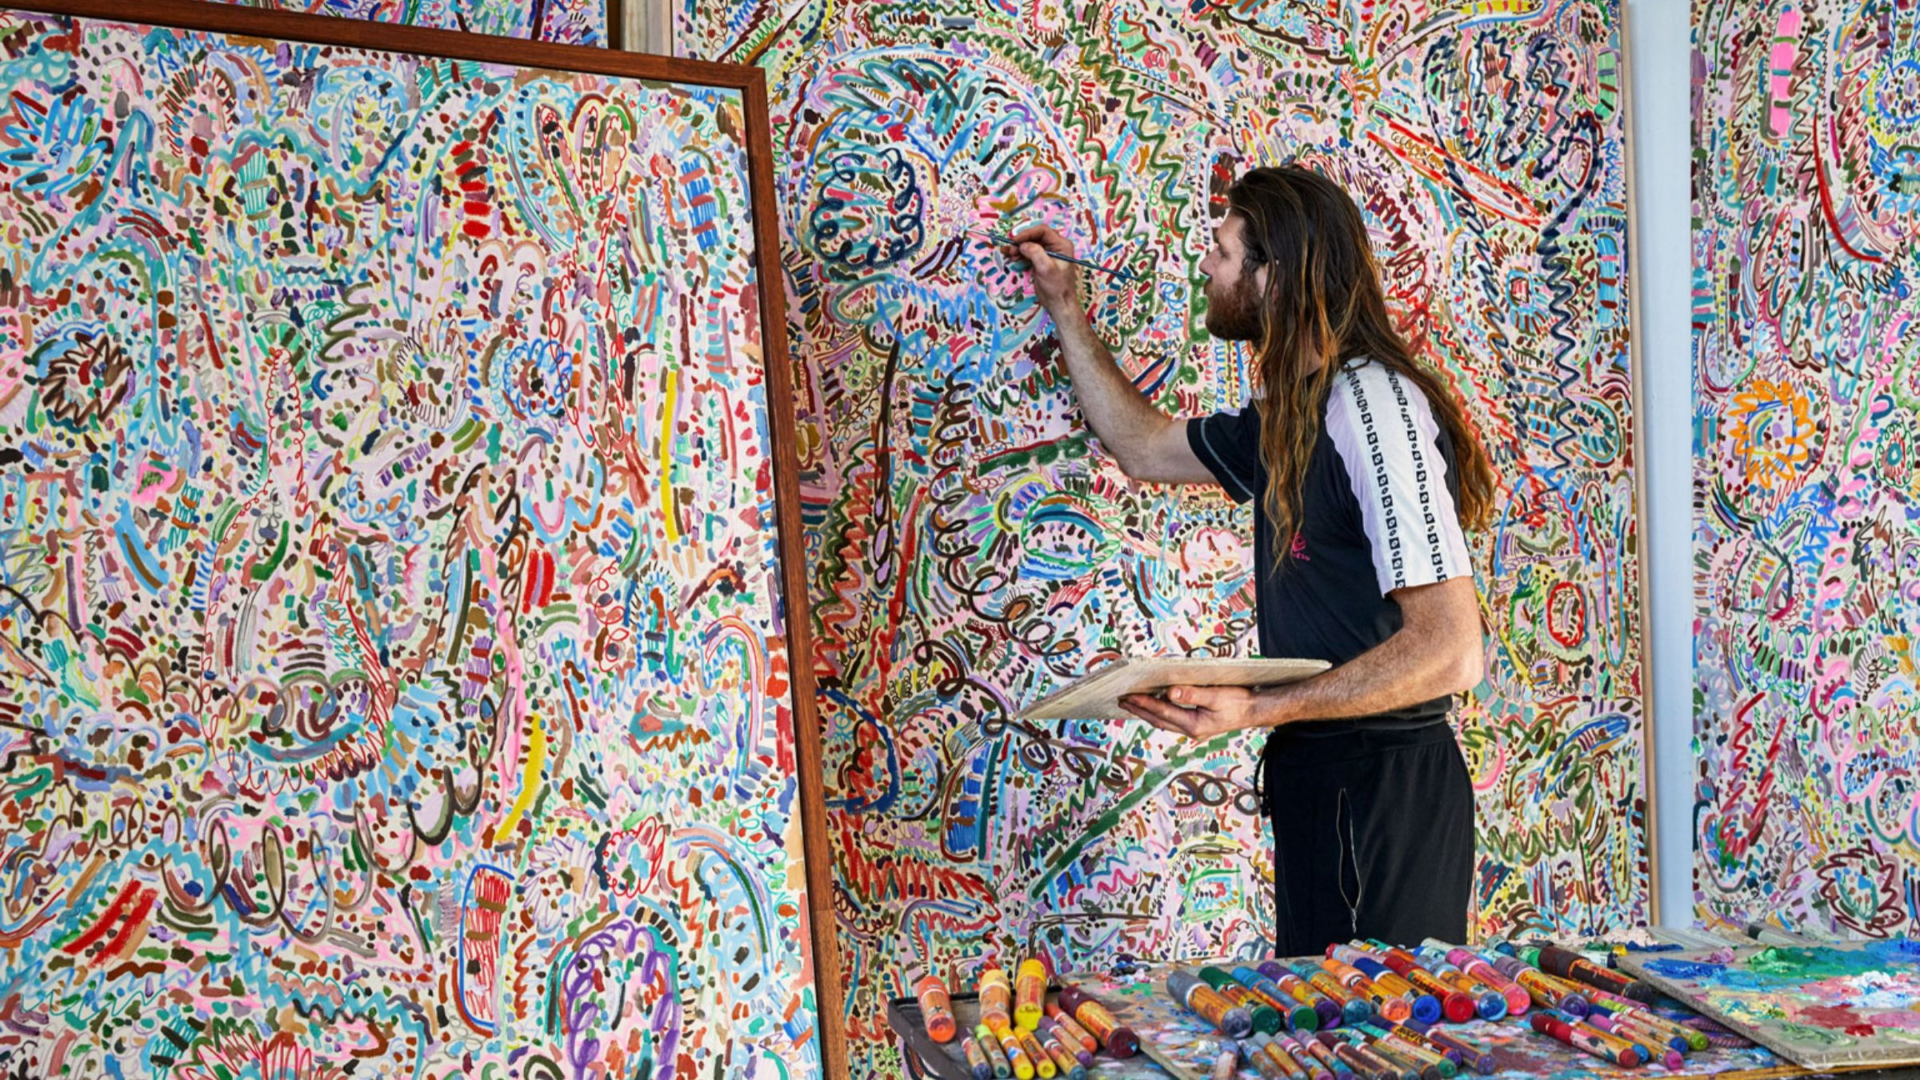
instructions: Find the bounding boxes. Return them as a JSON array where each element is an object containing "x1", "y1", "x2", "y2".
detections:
[
  {"x1": 1693, "y1": 0, "x2": 1920, "y2": 936},
  {"x1": 0, "y1": 4, "x2": 825, "y2": 1077},
  {"x1": 678, "y1": 0, "x2": 1650, "y2": 1070},
  {"x1": 209, "y1": 0, "x2": 607, "y2": 45}
]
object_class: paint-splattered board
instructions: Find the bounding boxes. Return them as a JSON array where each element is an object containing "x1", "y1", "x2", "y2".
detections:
[
  {"x1": 889, "y1": 961, "x2": 1791, "y2": 1079},
  {"x1": 1623, "y1": 942, "x2": 1920, "y2": 1069}
]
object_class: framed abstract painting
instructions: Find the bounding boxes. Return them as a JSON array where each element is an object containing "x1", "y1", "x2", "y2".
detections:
[{"x1": 0, "y1": 1, "x2": 844, "y2": 1077}]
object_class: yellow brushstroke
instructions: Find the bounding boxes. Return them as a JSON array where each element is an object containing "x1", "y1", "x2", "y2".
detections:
[
  {"x1": 660, "y1": 372, "x2": 680, "y2": 543},
  {"x1": 497, "y1": 711, "x2": 547, "y2": 841}
]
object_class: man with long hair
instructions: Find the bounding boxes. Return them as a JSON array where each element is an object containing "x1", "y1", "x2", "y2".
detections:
[{"x1": 1005, "y1": 165, "x2": 1495, "y2": 951}]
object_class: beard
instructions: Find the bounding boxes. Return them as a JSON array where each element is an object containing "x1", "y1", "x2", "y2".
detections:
[{"x1": 1203, "y1": 273, "x2": 1264, "y2": 341}]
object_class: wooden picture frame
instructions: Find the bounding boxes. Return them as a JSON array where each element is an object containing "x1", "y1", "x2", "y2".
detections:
[
  {"x1": 1614, "y1": 0, "x2": 1661, "y2": 926},
  {"x1": 0, "y1": 1, "x2": 846, "y2": 1076}
]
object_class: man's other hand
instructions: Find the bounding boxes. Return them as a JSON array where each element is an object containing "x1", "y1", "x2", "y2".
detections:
[{"x1": 1120, "y1": 684, "x2": 1266, "y2": 740}]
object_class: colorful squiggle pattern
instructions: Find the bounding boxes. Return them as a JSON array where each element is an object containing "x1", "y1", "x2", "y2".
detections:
[
  {"x1": 0, "y1": 11, "x2": 819, "y2": 1078},
  {"x1": 679, "y1": 0, "x2": 1649, "y2": 1070},
  {"x1": 1694, "y1": 0, "x2": 1920, "y2": 936}
]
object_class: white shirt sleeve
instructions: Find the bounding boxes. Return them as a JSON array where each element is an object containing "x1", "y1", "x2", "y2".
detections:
[{"x1": 1324, "y1": 361, "x2": 1474, "y2": 594}]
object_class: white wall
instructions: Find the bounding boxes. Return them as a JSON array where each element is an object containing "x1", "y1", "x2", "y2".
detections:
[{"x1": 1624, "y1": 0, "x2": 1694, "y2": 928}]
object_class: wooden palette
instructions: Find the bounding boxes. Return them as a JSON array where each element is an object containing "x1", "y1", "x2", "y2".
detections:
[{"x1": 1622, "y1": 940, "x2": 1920, "y2": 1069}]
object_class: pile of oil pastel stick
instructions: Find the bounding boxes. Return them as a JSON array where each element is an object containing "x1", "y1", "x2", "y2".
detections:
[
  {"x1": 1156, "y1": 938, "x2": 1729, "y2": 1080},
  {"x1": 912, "y1": 957, "x2": 1133, "y2": 1080},
  {"x1": 912, "y1": 938, "x2": 1740, "y2": 1080},
  {"x1": 910, "y1": 939, "x2": 1737, "y2": 1079}
]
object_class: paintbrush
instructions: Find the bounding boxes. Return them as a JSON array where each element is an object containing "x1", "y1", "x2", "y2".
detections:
[{"x1": 976, "y1": 229, "x2": 1139, "y2": 282}]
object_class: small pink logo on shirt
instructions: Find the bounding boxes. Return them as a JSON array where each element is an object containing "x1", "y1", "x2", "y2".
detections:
[{"x1": 1290, "y1": 531, "x2": 1310, "y2": 562}]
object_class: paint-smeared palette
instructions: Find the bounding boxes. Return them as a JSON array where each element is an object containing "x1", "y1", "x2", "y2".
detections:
[{"x1": 1623, "y1": 940, "x2": 1920, "y2": 1068}]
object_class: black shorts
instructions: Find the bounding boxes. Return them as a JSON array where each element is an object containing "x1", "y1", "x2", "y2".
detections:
[{"x1": 1260, "y1": 719, "x2": 1474, "y2": 955}]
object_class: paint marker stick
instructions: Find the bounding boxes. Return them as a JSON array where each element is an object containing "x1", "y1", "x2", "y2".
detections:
[
  {"x1": 1213, "y1": 1043, "x2": 1242, "y2": 1080},
  {"x1": 1411, "y1": 949, "x2": 1507, "y2": 1020},
  {"x1": 1498, "y1": 962, "x2": 1567, "y2": 1013},
  {"x1": 1336, "y1": 952, "x2": 1442, "y2": 1027},
  {"x1": 1037, "y1": 1018, "x2": 1093, "y2": 1066},
  {"x1": 1528, "y1": 1011, "x2": 1639, "y2": 1067},
  {"x1": 1360, "y1": 947, "x2": 1474, "y2": 1024},
  {"x1": 1356, "y1": 1046, "x2": 1418, "y2": 1080},
  {"x1": 1315, "y1": 1031, "x2": 1388, "y2": 1079},
  {"x1": 1015, "y1": 1027, "x2": 1056, "y2": 1079},
  {"x1": 1201, "y1": 966, "x2": 1284, "y2": 1033},
  {"x1": 1291, "y1": 961, "x2": 1375, "y2": 1025},
  {"x1": 1587, "y1": 994, "x2": 1707, "y2": 1050},
  {"x1": 1038, "y1": 1029, "x2": 1086, "y2": 1080},
  {"x1": 1275, "y1": 1030, "x2": 1339, "y2": 1080},
  {"x1": 1015, "y1": 959, "x2": 1049, "y2": 1031},
  {"x1": 1377, "y1": 1021, "x2": 1464, "y2": 1067},
  {"x1": 1336, "y1": 1022, "x2": 1428, "y2": 1076},
  {"x1": 1256, "y1": 1033, "x2": 1315, "y2": 1080},
  {"x1": 1358, "y1": 1023, "x2": 1457, "y2": 1078},
  {"x1": 1321, "y1": 958, "x2": 1413, "y2": 1023},
  {"x1": 1417, "y1": 1024, "x2": 1497, "y2": 1075},
  {"x1": 1291, "y1": 1031, "x2": 1357, "y2": 1077},
  {"x1": 1258, "y1": 962, "x2": 1342, "y2": 1028},
  {"x1": 1367, "y1": 937, "x2": 1466, "y2": 1014},
  {"x1": 1241, "y1": 1035, "x2": 1292, "y2": 1080},
  {"x1": 1437, "y1": 971, "x2": 1506, "y2": 1021},
  {"x1": 913, "y1": 969, "x2": 957, "y2": 1042},
  {"x1": 1270, "y1": 1032, "x2": 1332, "y2": 1080},
  {"x1": 1423, "y1": 949, "x2": 1511, "y2": 1010},
  {"x1": 1534, "y1": 972, "x2": 1597, "y2": 1016},
  {"x1": 996, "y1": 1026, "x2": 1037, "y2": 1080},
  {"x1": 1428, "y1": 944, "x2": 1530, "y2": 1015},
  {"x1": 1587, "y1": 1004, "x2": 1688, "y2": 1053},
  {"x1": 1042, "y1": 1005, "x2": 1098, "y2": 1056},
  {"x1": 1488, "y1": 955, "x2": 1589, "y2": 1016},
  {"x1": 1558, "y1": 1011, "x2": 1648, "y2": 1065},
  {"x1": 1331, "y1": 948, "x2": 1439, "y2": 1018},
  {"x1": 1586, "y1": 1014, "x2": 1680, "y2": 1069},
  {"x1": 1374, "y1": 1022, "x2": 1459, "y2": 1060},
  {"x1": 1235, "y1": 965, "x2": 1322, "y2": 1031},
  {"x1": 1169, "y1": 969, "x2": 1257, "y2": 1038},
  {"x1": 980, "y1": 967, "x2": 1014, "y2": 1031},
  {"x1": 1535, "y1": 945, "x2": 1656, "y2": 1002},
  {"x1": 975, "y1": 1024, "x2": 1014, "y2": 1079},
  {"x1": 1353, "y1": 1032, "x2": 1438, "y2": 1080},
  {"x1": 1057, "y1": 985, "x2": 1139, "y2": 1058},
  {"x1": 961, "y1": 1034, "x2": 996, "y2": 1080},
  {"x1": 1587, "y1": 989, "x2": 1695, "y2": 1031}
]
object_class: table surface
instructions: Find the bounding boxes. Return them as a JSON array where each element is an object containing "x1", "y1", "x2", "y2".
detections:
[{"x1": 885, "y1": 960, "x2": 1909, "y2": 1080}]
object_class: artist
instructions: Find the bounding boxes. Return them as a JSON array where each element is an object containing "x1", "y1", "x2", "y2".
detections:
[{"x1": 1004, "y1": 165, "x2": 1495, "y2": 953}]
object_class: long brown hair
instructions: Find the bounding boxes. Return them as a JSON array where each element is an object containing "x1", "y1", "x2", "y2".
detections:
[{"x1": 1224, "y1": 166, "x2": 1495, "y2": 562}]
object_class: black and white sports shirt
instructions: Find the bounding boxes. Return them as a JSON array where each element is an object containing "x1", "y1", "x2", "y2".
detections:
[{"x1": 1185, "y1": 357, "x2": 1473, "y2": 724}]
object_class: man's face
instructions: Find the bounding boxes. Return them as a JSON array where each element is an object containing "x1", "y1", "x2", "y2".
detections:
[{"x1": 1199, "y1": 212, "x2": 1266, "y2": 342}]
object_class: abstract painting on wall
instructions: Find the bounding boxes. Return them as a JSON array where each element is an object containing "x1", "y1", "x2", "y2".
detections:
[
  {"x1": 207, "y1": 0, "x2": 607, "y2": 44},
  {"x1": 1694, "y1": 0, "x2": 1920, "y2": 935},
  {"x1": 679, "y1": 0, "x2": 1650, "y2": 1070},
  {"x1": 0, "y1": 3, "x2": 826, "y2": 1077}
]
